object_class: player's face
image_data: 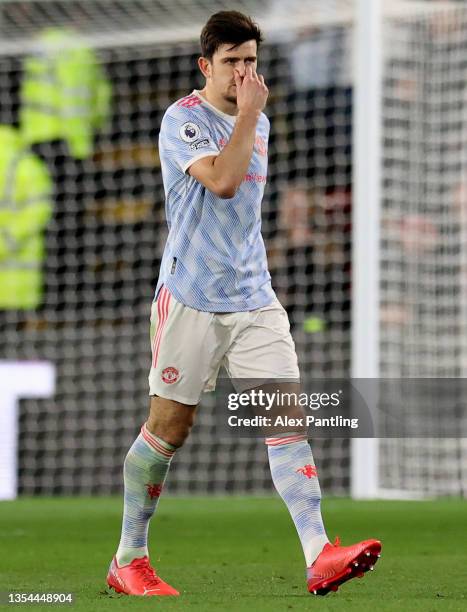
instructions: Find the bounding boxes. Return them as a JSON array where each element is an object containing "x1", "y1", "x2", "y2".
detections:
[{"x1": 206, "y1": 40, "x2": 258, "y2": 105}]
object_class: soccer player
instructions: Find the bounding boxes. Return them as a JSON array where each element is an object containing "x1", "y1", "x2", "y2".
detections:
[{"x1": 106, "y1": 10, "x2": 382, "y2": 598}]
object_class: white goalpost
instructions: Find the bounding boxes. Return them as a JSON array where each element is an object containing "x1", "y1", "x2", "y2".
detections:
[{"x1": 351, "y1": 0, "x2": 382, "y2": 500}]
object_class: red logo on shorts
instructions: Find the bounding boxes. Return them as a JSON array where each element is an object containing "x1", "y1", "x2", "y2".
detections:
[{"x1": 161, "y1": 367, "x2": 179, "y2": 384}]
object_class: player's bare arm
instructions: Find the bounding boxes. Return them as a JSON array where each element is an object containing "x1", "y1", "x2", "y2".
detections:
[{"x1": 189, "y1": 64, "x2": 268, "y2": 199}]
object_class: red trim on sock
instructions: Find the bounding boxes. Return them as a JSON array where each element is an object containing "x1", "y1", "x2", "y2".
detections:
[
  {"x1": 265, "y1": 434, "x2": 308, "y2": 446},
  {"x1": 140, "y1": 424, "x2": 175, "y2": 458}
]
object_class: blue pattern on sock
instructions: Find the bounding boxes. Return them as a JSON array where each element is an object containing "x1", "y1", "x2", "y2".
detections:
[
  {"x1": 117, "y1": 433, "x2": 174, "y2": 557},
  {"x1": 268, "y1": 439, "x2": 328, "y2": 562}
]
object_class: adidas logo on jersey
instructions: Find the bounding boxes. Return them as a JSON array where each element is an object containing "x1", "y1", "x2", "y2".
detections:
[{"x1": 177, "y1": 94, "x2": 202, "y2": 108}]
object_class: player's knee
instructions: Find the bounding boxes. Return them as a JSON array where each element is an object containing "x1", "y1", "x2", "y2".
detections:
[
  {"x1": 146, "y1": 416, "x2": 191, "y2": 448},
  {"x1": 167, "y1": 413, "x2": 195, "y2": 447},
  {"x1": 147, "y1": 396, "x2": 197, "y2": 448}
]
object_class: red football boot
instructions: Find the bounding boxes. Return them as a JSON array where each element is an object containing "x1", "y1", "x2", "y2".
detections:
[
  {"x1": 106, "y1": 556, "x2": 179, "y2": 596},
  {"x1": 307, "y1": 537, "x2": 382, "y2": 596}
]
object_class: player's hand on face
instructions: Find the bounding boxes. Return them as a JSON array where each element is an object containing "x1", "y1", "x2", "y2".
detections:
[{"x1": 234, "y1": 63, "x2": 269, "y2": 116}]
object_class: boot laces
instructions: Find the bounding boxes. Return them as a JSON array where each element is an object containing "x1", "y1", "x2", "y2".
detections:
[{"x1": 132, "y1": 558, "x2": 161, "y2": 587}]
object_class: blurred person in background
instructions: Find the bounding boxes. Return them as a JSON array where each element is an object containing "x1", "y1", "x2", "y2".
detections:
[
  {"x1": 264, "y1": 1, "x2": 352, "y2": 377},
  {"x1": 267, "y1": 183, "x2": 351, "y2": 374},
  {"x1": 0, "y1": 126, "x2": 53, "y2": 310},
  {"x1": 268, "y1": 0, "x2": 352, "y2": 188}
]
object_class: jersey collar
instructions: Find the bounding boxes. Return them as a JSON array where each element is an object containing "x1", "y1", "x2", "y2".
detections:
[{"x1": 192, "y1": 90, "x2": 237, "y2": 124}]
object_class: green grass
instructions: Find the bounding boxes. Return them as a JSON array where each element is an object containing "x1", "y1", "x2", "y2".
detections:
[{"x1": 1, "y1": 496, "x2": 466, "y2": 611}]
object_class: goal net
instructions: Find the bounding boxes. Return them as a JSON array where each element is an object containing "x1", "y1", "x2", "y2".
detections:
[
  {"x1": 378, "y1": 1, "x2": 467, "y2": 497},
  {"x1": 0, "y1": 0, "x2": 465, "y2": 498}
]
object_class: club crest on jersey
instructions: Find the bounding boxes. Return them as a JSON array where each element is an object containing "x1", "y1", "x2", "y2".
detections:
[
  {"x1": 161, "y1": 366, "x2": 179, "y2": 384},
  {"x1": 180, "y1": 122, "x2": 201, "y2": 143}
]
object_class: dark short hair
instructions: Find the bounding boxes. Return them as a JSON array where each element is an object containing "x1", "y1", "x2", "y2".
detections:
[{"x1": 200, "y1": 10, "x2": 263, "y2": 60}]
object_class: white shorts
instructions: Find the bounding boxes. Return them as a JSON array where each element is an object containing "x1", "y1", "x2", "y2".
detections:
[{"x1": 148, "y1": 286, "x2": 300, "y2": 404}]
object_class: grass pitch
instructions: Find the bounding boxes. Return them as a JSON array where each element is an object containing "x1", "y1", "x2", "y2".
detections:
[{"x1": 1, "y1": 496, "x2": 466, "y2": 611}]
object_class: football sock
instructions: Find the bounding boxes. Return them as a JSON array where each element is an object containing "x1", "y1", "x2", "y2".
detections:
[
  {"x1": 266, "y1": 433, "x2": 329, "y2": 566},
  {"x1": 116, "y1": 422, "x2": 176, "y2": 566}
]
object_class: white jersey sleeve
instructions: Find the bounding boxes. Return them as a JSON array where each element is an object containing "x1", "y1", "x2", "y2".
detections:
[{"x1": 159, "y1": 101, "x2": 220, "y2": 174}]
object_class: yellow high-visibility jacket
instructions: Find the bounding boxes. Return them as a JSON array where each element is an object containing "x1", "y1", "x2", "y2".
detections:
[
  {"x1": 20, "y1": 28, "x2": 112, "y2": 159},
  {"x1": 0, "y1": 126, "x2": 53, "y2": 309}
]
